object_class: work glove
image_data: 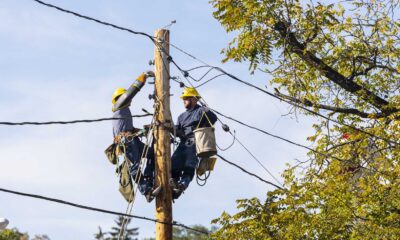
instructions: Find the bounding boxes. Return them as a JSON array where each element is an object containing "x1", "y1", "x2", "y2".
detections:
[
  {"x1": 137, "y1": 71, "x2": 155, "y2": 83},
  {"x1": 174, "y1": 128, "x2": 185, "y2": 139},
  {"x1": 144, "y1": 70, "x2": 155, "y2": 78}
]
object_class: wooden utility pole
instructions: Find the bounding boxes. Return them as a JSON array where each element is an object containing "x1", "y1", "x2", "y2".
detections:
[{"x1": 154, "y1": 29, "x2": 173, "y2": 240}]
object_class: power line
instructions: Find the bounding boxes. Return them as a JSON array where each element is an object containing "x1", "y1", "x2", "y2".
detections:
[
  {"x1": 0, "y1": 187, "x2": 209, "y2": 235},
  {"x1": 164, "y1": 67, "x2": 284, "y2": 187},
  {"x1": 169, "y1": 69, "x2": 390, "y2": 178},
  {"x1": 162, "y1": 31, "x2": 400, "y2": 147},
  {"x1": 210, "y1": 108, "x2": 337, "y2": 160},
  {"x1": 31, "y1": 0, "x2": 397, "y2": 146},
  {"x1": 29, "y1": 0, "x2": 392, "y2": 179},
  {"x1": 0, "y1": 114, "x2": 152, "y2": 126},
  {"x1": 211, "y1": 107, "x2": 395, "y2": 178},
  {"x1": 166, "y1": 54, "x2": 399, "y2": 147},
  {"x1": 31, "y1": 0, "x2": 154, "y2": 41},
  {"x1": 194, "y1": 73, "x2": 225, "y2": 88},
  {"x1": 155, "y1": 42, "x2": 284, "y2": 187},
  {"x1": 217, "y1": 154, "x2": 284, "y2": 190}
]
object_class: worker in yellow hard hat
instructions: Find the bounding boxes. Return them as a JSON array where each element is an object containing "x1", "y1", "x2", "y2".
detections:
[
  {"x1": 111, "y1": 71, "x2": 161, "y2": 203},
  {"x1": 169, "y1": 87, "x2": 217, "y2": 200}
]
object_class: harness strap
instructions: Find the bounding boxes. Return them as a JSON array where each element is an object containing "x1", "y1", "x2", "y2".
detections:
[
  {"x1": 114, "y1": 129, "x2": 143, "y2": 143},
  {"x1": 195, "y1": 109, "x2": 214, "y2": 130}
]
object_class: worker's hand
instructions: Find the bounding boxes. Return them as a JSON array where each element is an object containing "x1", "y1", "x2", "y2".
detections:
[
  {"x1": 137, "y1": 71, "x2": 154, "y2": 82},
  {"x1": 144, "y1": 70, "x2": 155, "y2": 78}
]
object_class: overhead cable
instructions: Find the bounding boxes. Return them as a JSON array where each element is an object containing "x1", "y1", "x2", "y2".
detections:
[
  {"x1": 0, "y1": 187, "x2": 208, "y2": 235},
  {"x1": 0, "y1": 114, "x2": 152, "y2": 126},
  {"x1": 31, "y1": 0, "x2": 397, "y2": 146},
  {"x1": 167, "y1": 64, "x2": 284, "y2": 188},
  {"x1": 32, "y1": 0, "x2": 154, "y2": 41},
  {"x1": 217, "y1": 154, "x2": 284, "y2": 190}
]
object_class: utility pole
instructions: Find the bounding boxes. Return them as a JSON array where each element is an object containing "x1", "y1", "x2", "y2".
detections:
[{"x1": 154, "y1": 29, "x2": 173, "y2": 240}]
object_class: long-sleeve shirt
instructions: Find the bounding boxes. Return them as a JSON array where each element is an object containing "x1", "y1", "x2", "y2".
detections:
[
  {"x1": 112, "y1": 107, "x2": 134, "y2": 137},
  {"x1": 112, "y1": 75, "x2": 146, "y2": 137},
  {"x1": 175, "y1": 104, "x2": 217, "y2": 139}
]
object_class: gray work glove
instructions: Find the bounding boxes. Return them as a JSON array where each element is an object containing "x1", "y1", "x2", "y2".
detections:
[{"x1": 144, "y1": 70, "x2": 155, "y2": 78}]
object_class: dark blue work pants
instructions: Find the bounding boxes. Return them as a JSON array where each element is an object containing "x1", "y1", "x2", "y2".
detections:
[
  {"x1": 171, "y1": 139, "x2": 199, "y2": 190},
  {"x1": 124, "y1": 137, "x2": 155, "y2": 195}
]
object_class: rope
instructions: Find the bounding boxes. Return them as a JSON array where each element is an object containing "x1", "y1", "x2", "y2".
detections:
[
  {"x1": 0, "y1": 187, "x2": 209, "y2": 235},
  {"x1": 119, "y1": 111, "x2": 158, "y2": 239}
]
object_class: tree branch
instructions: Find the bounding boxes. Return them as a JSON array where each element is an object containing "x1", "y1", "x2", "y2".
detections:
[
  {"x1": 274, "y1": 88, "x2": 385, "y2": 118},
  {"x1": 273, "y1": 20, "x2": 397, "y2": 113}
]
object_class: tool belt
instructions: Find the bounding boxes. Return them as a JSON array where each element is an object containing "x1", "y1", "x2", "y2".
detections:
[{"x1": 114, "y1": 129, "x2": 143, "y2": 144}]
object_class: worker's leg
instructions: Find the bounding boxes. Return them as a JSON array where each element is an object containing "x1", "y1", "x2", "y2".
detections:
[
  {"x1": 171, "y1": 143, "x2": 185, "y2": 183},
  {"x1": 140, "y1": 142, "x2": 155, "y2": 179},
  {"x1": 129, "y1": 139, "x2": 154, "y2": 194},
  {"x1": 178, "y1": 143, "x2": 198, "y2": 189},
  {"x1": 139, "y1": 143, "x2": 157, "y2": 196},
  {"x1": 170, "y1": 143, "x2": 187, "y2": 199},
  {"x1": 179, "y1": 167, "x2": 195, "y2": 189},
  {"x1": 138, "y1": 176, "x2": 153, "y2": 195},
  {"x1": 126, "y1": 138, "x2": 146, "y2": 184}
]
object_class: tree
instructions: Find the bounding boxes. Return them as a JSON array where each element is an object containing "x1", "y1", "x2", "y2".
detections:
[
  {"x1": 95, "y1": 216, "x2": 139, "y2": 240},
  {"x1": 0, "y1": 228, "x2": 29, "y2": 240},
  {"x1": 210, "y1": 0, "x2": 400, "y2": 239},
  {"x1": 94, "y1": 226, "x2": 106, "y2": 240},
  {"x1": 173, "y1": 225, "x2": 215, "y2": 240}
]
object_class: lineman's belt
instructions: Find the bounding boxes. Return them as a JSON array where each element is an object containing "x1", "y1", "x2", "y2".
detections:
[{"x1": 114, "y1": 130, "x2": 142, "y2": 143}]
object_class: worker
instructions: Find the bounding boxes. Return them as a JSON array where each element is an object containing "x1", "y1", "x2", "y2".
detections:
[
  {"x1": 112, "y1": 71, "x2": 161, "y2": 202},
  {"x1": 170, "y1": 87, "x2": 217, "y2": 199}
]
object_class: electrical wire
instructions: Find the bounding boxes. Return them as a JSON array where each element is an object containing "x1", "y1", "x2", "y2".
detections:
[
  {"x1": 154, "y1": 45, "x2": 284, "y2": 187},
  {"x1": 30, "y1": 0, "x2": 398, "y2": 146},
  {"x1": 167, "y1": 64, "x2": 285, "y2": 188},
  {"x1": 0, "y1": 187, "x2": 209, "y2": 235},
  {"x1": 0, "y1": 114, "x2": 152, "y2": 126},
  {"x1": 31, "y1": 0, "x2": 154, "y2": 41},
  {"x1": 29, "y1": 0, "x2": 397, "y2": 197},
  {"x1": 217, "y1": 154, "x2": 284, "y2": 190},
  {"x1": 194, "y1": 73, "x2": 225, "y2": 88},
  {"x1": 210, "y1": 107, "x2": 340, "y2": 161},
  {"x1": 170, "y1": 62, "x2": 400, "y2": 147}
]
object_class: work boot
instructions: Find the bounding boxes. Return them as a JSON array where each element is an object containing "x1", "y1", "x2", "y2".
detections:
[
  {"x1": 169, "y1": 178, "x2": 185, "y2": 200},
  {"x1": 169, "y1": 178, "x2": 178, "y2": 189},
  {"x1": 145, "y1": 186, "x2": 162, "y2": 203}
]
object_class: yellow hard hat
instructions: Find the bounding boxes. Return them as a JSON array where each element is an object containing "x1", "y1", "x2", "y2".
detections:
[
  {"x1": 180, "y1": 87, "x2": 201, "y2": 99},
  {"x1": 112, "y1": 88, "x2": 126, "y2": 104}
]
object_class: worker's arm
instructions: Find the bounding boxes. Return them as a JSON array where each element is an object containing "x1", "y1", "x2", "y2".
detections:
[
  {"x1": 112, "y1": 71, "x2": 154, "y2": 112},
  {"x1": 173, "y1": 116, "x2": 186, "y2": 138},
  {"x1": 200, "y1": 106, "x2": 218, "y2": 126}
]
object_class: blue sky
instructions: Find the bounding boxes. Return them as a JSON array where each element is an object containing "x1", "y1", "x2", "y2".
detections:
[{"x1": 0, "y1": 0, "x2": 316, "y2": 239}]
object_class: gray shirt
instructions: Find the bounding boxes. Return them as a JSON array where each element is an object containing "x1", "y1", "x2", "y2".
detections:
[{"x1": 113, "y1": 107, "x2": 134, "y2": 137}]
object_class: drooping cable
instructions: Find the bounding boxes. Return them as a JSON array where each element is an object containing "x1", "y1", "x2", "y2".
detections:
[
  {"x1": 0, "y1": 114, "x2": 152, "y2": 126},
  {"x1": 0, "y1": 187, "x2": 209, "y2": 235}
]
